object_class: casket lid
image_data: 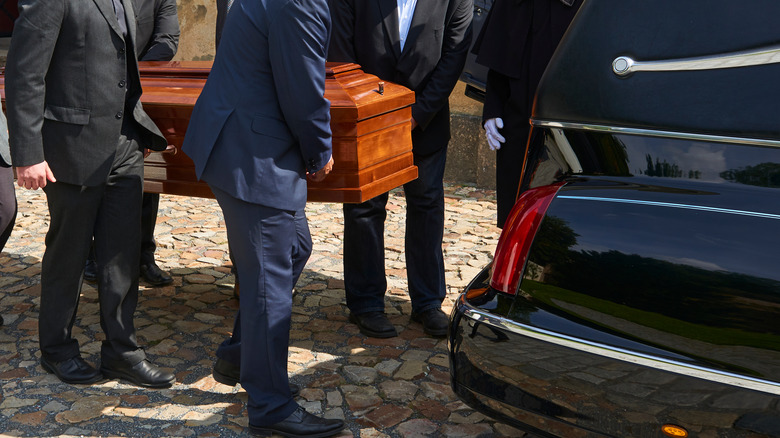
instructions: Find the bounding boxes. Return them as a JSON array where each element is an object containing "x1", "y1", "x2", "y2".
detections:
[
  {"x1": 326, "y1": 62, "x2": 415, "y2": 122},
  {"x1": 136, "y1": 61, "x2": 415, "y2": 121}
]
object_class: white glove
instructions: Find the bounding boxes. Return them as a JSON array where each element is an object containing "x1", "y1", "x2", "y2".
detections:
[{"x1": 484, "y1": 117, "x2": 505, "y2": 151}]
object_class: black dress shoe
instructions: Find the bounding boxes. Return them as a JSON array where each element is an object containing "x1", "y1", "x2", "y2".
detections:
[
  {"x1": 213, "y1": 358, "x2": 300, "y2": 396},
  {"x1": 101, "y1": 359, "x2": 175, "y2": 388},
  {"x1": 411, "y1": 308, "x2": 449, "y2": 338},
  {"x1": 83, "y1": 258, "x2": 98, "y2": 282},
  {"x1": 140, "y1": 262, "x2": 173, "y2": 286},
  {"x1": 41, "y1": 356, "x2": 103, "y2": 385},
  {"x1": 249, "y1": 405, "x2": 345, "y2": 438},
  {"x1": 349, "y1": 311, "x2": 397, "y2": 338}
]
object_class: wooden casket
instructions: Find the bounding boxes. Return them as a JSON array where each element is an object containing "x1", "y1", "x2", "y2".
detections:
[
  {"x1": 137, "y1": 61, "x2": 417, "y2": 203},
  {"x1": 0, "y1": 61, "x2": 416, "y2": 202}
]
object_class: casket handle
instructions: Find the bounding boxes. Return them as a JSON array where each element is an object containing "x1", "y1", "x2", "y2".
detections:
[{"x1": 160, "y1": 145, "x2": 178, "y2": 155}]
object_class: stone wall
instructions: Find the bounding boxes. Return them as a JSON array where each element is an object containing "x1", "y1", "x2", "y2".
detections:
[
  {"x1": 175, "y1": 0, "x2": 217, "y2": 61},
  {"x1": 448, "y1": 82, "x2": 495, "y2": 189}
]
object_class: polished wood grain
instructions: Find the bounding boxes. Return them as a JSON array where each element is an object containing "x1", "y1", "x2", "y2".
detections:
[{"x1": 0, "y1": 61, "x2": 418, "y2": 203}]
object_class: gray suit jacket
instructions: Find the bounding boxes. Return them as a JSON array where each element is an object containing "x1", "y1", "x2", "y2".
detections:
[
  {"x1": 0, "y1": 110, "x2": 9, "y2": 168},
  {"x1": 133, "y1": 0, "x2": 179, "y2": 61},
  {"x1": 5, "y1": 0, "x2": 167, "y2": 186}
]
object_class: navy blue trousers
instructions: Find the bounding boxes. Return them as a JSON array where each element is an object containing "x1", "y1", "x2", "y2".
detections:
[
  {"x1": 211, "y1": 186, "x2": 311, "y2": 426},
  {"x1": 342, "y1": 146, "x2": 447, "y2": 315}
]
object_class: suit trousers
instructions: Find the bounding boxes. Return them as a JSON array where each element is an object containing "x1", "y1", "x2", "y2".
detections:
[
  {"x1": 343, "y1": 145, "x2": 447, "y2": 315},
  {"x1": 87, "y1": 191, "x2": 159, "y2": 266},
  {"x1": 86, "y1": 190, "x2": 158, "y2": 269},
  {"x1": 139, "y1": 192, "x2": 160, "y2": 265},
  {"x1": 211, "y1": 186, "x2": 311, "y2": 426},
  {"x1": 39, "y1": 131, "x2": 146, "y2": 365},
  {"x1": 495, "y1": 106, "x2": 532, "y2": 229},
  {"x1": 0, "y1": 165, "x2": 16, "y2": 251}
]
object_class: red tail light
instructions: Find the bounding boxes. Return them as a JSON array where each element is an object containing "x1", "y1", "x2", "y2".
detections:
[{"x1": 490, "y1": 182, "x2": 565, "y2": 294}]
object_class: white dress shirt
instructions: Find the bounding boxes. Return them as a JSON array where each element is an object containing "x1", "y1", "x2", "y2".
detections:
[{"x1": 397, "y1": 0, "x2": 418, "y2": 51}]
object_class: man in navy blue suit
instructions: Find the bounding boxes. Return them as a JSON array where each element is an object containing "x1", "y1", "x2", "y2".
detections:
[{"x1": 181, "y1": 0, "x2": 342, "y2": 436}]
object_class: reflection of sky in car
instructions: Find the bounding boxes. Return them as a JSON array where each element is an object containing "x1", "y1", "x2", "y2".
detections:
[
  {"x1": 551, "y1": 195, "x2": 780, "y2": 282},
  {"x1": 621, "y1": 134, "x2": 780, "y2": 183}
]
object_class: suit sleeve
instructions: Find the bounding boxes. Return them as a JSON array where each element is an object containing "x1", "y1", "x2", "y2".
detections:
[
  {"x1": 482, "y1": 68, "x2": 511, "y2": 122},
  {"x1": 215, "y1": 0, "x2": 229, "y2": 49},
  {"x1": 140, "y1": 0, "x2": 180, "y2": 61},
  {"x1": 326, "y1": 0, "x2": 356, "y2": 63},
  {"x1": 269, "y1": 0, "x2": 332, "y2": 174},
  {"x1": 412, "y1": 0, "x2": 473, "y2": 130},
  {"x1": 0, "y1": 109, "x2": 10, "y2": 167},
  {"x1": 4, "y1": 0, "x2": 64, "y2": 167}
]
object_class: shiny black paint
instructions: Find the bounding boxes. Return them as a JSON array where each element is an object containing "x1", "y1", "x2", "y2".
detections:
[
  {"x1": 536, "y1": 0, "x2": 780, "y2": 142},
  {"x1": 450, "y1": 0, "x2": 780, "y2": 433},
  {"x1": 449, "y1": 128, "x2": 780, "y2": 436},
  {"x1": 451, "y1": 286, "x2": 780, "y2": 437},
  {"x1": 521, "y1": 128, "x2": 780, "y2": 378}
]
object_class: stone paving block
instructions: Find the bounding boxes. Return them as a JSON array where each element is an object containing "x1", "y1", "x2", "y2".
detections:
[{"x1": 0, "y1": 185, "x2": 514, "y2": 437}]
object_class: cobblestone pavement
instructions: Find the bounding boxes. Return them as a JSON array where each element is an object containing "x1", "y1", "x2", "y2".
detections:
[{"x1": 0, "y1": 184, "x2": 530, "y2": 437}]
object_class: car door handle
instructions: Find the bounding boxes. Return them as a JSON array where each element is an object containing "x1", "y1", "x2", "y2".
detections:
[{"x1": 612, "y1": 44, "x2": 780, "y2": 76}]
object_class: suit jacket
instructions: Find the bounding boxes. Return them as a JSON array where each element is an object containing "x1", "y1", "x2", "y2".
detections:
[
  {"x1": 476, "y1": 0, "x2": 581, "y2": 120},
  {"x1": 181, "y1": 0, "x2": 332, "y2": 212},
  {"x1": 0, "y1": 110, "x2": 9, "y2": 168},
  {"x1": 215, "y1": 0, "x2": 231, "y2": 49},
  {"x1": 133, "y1": 0, "x2": 179, "y2": 61},
  {"x1": 5, "y1": 0, "x2": 167, "y2": 187},
  {"x1": 328, "y1": 0, "x2": 473, "y2": 156}
]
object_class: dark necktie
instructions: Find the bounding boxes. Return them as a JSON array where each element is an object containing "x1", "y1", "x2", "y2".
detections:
[{"x1": 112, "y1": 0, "x2": 128, "y2": 37}]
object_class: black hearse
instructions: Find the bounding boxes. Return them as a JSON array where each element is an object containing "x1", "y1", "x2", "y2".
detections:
[{"x1": 449, "y1": 1, "x2": 780, "y2": 437}]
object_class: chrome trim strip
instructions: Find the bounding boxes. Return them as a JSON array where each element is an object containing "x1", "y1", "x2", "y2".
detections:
[
  {"x1": 531, "y1": 119, "x2": 780, "y2": 149},
  {"x1": 556, "y1": 196, "x2": 780, "y2": 220},
  {"x1": 458, "y1": 297, "x2": 780, "y2": 396},
  {"x1": 612, "y1": 45, "x2": 780, "y2": 76},
  {"x1": 551, "y1": 128, "x2": 583, "y2": 174}
]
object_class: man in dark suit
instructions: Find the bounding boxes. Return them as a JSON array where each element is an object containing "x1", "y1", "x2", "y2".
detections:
[
  {"x1": 5, "y1": 0, "x2": 175, "y2": 388},
  {"x1": 0, "y1": 109, "x2": 14, "y2": 328},
  {"x1": 476, "y1": 0, "x2": 582, "y2": 227},
  {"x1": 328, "y1": 0, "x2": 473, "y2": 338},
  {"x1": 182, "y1": 0, "x2": 343, "y2": 436},
  {"x1": 84, "y1": 0, "x2": 180, "y2": 286}
]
